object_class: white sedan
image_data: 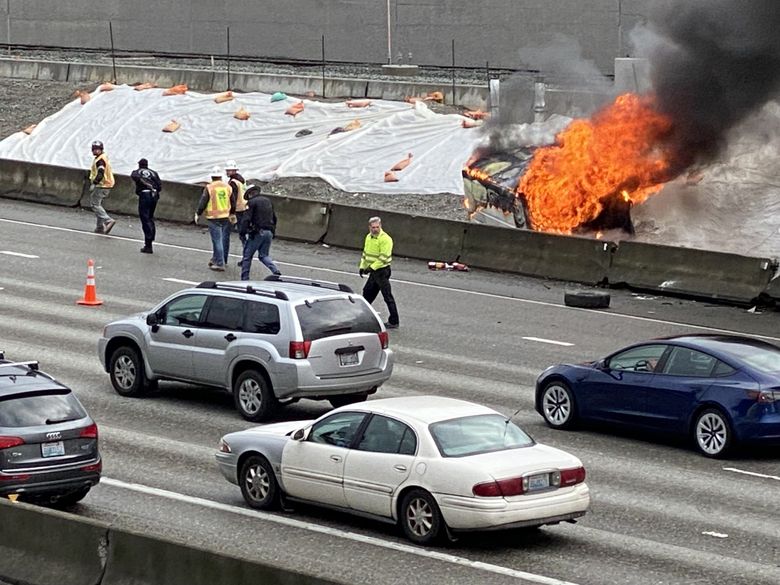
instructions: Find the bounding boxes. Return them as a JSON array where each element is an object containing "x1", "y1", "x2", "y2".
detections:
[{"x1": 215, "y1": 396, "x2": 590, "y2": 544}]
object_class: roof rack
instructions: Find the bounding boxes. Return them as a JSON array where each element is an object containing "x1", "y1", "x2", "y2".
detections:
[
  {"x1": 264, "y1": 275, "x2": 354, "y2": 294},
  {"x1": 0, "y1": 361, "x2": 40, "y2": 371},
  {"x1": 196, "y1": 281, "x2": 289, "y2": 301}
]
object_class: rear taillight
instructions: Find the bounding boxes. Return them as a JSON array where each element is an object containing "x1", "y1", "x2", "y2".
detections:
[
  {"x1": 0, "y1": 472, "x2": 30, "y2": 482},
  {"x1": 80, "y1": 423, "x2": 99, "y2": 439},
  {"x1": 81, "y1": 461, "x2": 102, "y2": 473},
  {"x1": 0, "y1": 436, "x2": 24, "y2": 449},
  {"x1": 378, "y1": 331, "x2": 389, "y2": 349},
  {"x1": 757, "y1": 390, "x2": 780, "y2": 403},
  {"x1": 473, "y1": 477, "x2": 525, "y2": 497},
  {"x1": 560, "y1": 466, "x2": 586, "y2": 487},
  {"x1": 289, "y1": 340, "x2": 311, "y2": 359},
  {"x1": 218, "y1": 438, "x2": 231, "y2": 453}
]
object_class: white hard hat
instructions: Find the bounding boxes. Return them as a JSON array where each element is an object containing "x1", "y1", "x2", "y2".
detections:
[
  {"x1": 209, "y1": 166, "x2": 222, "y2": 178},
  {"x1": 225, "y1": 160, "x2": 238, "y2": 170}
]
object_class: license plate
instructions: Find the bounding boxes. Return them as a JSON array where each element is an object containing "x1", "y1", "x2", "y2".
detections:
[
  {"x1": 527, "y1": 473, "x2": 550, "y2": 491},
  {"x1": 339, "y1": 352, "x2": 359, "y2": 366},
  {"x1": 41, "y1": 441, "x2": 65, "y2": 458}
]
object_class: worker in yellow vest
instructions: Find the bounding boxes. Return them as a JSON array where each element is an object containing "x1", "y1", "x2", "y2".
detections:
[
  {"x1": 359, "y1": 216, "x2": 399, "y2": 329},
  {"x1": 195, "y1": 166, "x2": 237, "y2": 271},
  {"x1": 225, "y1": 160, "x2": 248, "y2": 265},
  {"x1": 88, "y1": 140, "x2": 116, "y2": 234}
]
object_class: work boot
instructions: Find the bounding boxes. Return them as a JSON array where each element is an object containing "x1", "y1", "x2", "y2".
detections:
[
  {"x1": 103, "y1": 219, "x2": 117, "y2": 234},
  {"x1": 140, "y1": 246, "x2": 153, "y2": 254},
  {"x1": 384, "y1": 322, "x2": 399, "y2": 330},
  {"x1": 94, "y1": 227, "x2": 104, "y2": 234}
]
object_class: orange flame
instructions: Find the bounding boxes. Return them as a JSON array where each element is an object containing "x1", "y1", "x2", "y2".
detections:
[{"x1": 518, "y1": 93, "x2": 675, "y2": 233}]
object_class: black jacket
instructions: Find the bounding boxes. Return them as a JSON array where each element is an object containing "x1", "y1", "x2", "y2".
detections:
[
  {"x1": 242, "y1": 193, "x2": 277, "y2": 236},
  {"x1": 130, "y1": 167, "x2": 162, "y2": 196}
]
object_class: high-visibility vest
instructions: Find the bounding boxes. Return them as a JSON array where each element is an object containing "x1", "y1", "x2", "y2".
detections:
[
  {"x1": 205, "y1": 180, "x2": 232, "y2": 219},
  {"x1": 230, "y1": 178, "x2": 247, "y2": 212},
  {"x1": 359, "y1": 230, "x2": 393, "y2": 271},
  {"x1": 89, "y1": 153, "x2": 115, "y2": 188}
]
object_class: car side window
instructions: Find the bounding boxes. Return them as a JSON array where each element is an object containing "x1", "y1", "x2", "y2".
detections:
[
  {"x1": 356, "y1": 415, "x2": 417, "y2": 455},
  {"x1": 245, "y1": 301, "x2": 281, "y2": 335},
  {"x1": 309, "y1": 412, "x2": 366, "y2": 448},
  {"x1": 201, "y1": 296, "x2": 246, "y2": 330},
  {"x1": 661, "y1": 347, "x2": 717, "y2": 377},
  {"x1": 159, "y1": 294, "x2": 208, "y2": 327},
  {"x1": 712, "y1": 360, "x2": 736, "y2": 377},
  {"x1": 607, "y1": 344, "x2": 667, "y2": 373}
]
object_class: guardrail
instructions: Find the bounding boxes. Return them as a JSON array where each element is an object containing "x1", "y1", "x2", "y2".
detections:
[{"x1": 0, "y1": 157, "x2": 777, "y2": 304}]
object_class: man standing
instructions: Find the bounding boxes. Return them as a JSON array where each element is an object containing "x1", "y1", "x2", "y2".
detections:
[
  {"x1": 239, "y1": 185, "x2": 281, "y2": 280},
  {"x1": 88, "y1": 140, "x2": 116, "y2": 234},
  {"x1": 195, "y1": 167, "x2": 236, "y2": 271},
  {"x1": 359, "y1": 216, "x2": 399, "y2": 329},
  {"x1": 130, "y1": 158, "x2": 162, "y2": 254},
  {"x1": 225, "y1": 160, "x2": 248, "y2": 263}
]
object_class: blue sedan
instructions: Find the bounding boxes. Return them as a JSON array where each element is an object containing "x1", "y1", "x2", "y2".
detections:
[{"x1": 535, "y1": 335, "x2": 780, "y2": 457}]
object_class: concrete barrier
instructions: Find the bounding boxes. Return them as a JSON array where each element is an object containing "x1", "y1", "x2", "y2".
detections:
[
  {"x1": 608, "y1": 241, "x2": 776, "y2": 303},
  {"x1": 0, "y1": 498, "x2": 108, "y2": 585},
  {"x1": 460, "y1": 223, "x2": 612, "y2": 283},
  {"x1": 265, "y1": 194, "x2": 330, "y2": 242},
  {"x1": 101, "y1": 527, "x2": 338, "y2": 585},
  {"x1": 0, "y1": 158, "x2": 87, "y2": 206}
]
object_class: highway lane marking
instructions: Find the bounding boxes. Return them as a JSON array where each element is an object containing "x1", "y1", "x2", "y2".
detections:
[
  {"x1": 722, "y1": 467, "x2": 780, "y2": 481},
  {"x1": 162, "y1": 278, "x2": 199, "y2": 285},
  {"x1": 522, "y1": 337, "x2": 574, "y2": 347},
  {"x1": 2, "y1": 216, "x2": 779, "y2": 344},
  {"x1": 100, "y1": 476, "x2": 581, "y2": 585},
  {"x1": 0, "y1": 250, "x2": 39, "y2": 258},
  {"x1": 701, "y1": 531, "x2": 729, "y2": 538}
]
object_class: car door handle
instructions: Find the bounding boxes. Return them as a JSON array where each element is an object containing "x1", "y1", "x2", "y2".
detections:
[
  {"x1": 182, "y1": 329, "x2": 194, "y2": 338},
  {"x1": 224, "y1": 333, "x2": 236, "y2": 342},
  {"x1": 330, "y1": 455, "x2": 342, "y2": 462},
  {"x1": 393, "y1": 464, "x2": 407, "y2": 472}
]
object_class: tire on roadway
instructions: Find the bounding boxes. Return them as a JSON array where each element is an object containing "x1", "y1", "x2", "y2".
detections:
[{"x1": 564, "y1": 289, "x2": 611, "y2": 309}]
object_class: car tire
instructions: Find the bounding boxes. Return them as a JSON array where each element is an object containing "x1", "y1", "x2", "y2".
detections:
[
  {"x1": 109, "y1": 346, "x2": 148, "y2": 397},
  {"x1": 329, "y1": 393, "x2": 368, "y2": 409},
  {"x1": 239, "y1": 455, "x2": 280, "y2": 510},
  {"x1": 399, "y1": 489, "x2": 444, "y2": 545},
  {"x1": 693, "y1": 408, "x2": 733, "y2": 458},
  {"x1": 564, "y1": 289, "x2": 610, "y2": 309},
  {"x1": 234, "y1": 370, "x2": 277, "y2": 422},
  {"x1": 51, "y1": 486, "x2": 90, "y2": 508},
  {"x1": 540, "y1": 380, "x2": 578, "y2": 430}
]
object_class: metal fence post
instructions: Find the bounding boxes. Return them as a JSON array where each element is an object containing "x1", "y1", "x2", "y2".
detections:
[
  {"x1": 226, "y1": 26, "x2": 231, "y2": 91},
  {"x1": 321, "y1": 34, "x2": 326, "y2": 98},
  {"x1": 109, "y1": 21, "x2": 117, "y2": 83},
  {"x1": 451, "y1": 39, "x2": 456, "y2": 106}
]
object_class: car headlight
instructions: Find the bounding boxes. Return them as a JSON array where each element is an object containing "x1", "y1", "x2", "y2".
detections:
[{"x1": 218, "y1": 438, "x2": 231, "y2": 453}]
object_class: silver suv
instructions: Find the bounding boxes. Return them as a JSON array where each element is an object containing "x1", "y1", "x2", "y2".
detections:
[{"x1": 98, "y1": 277, "x2": 394, "y2": 421}]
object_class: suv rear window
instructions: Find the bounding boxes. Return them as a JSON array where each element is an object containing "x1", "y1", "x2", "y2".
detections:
[
  {"x1": 0, "y1": 390, "x2": 86, "y2": 427},
  {"x1": 296, "y1": 298, "x2": 380, "y2": 341}
]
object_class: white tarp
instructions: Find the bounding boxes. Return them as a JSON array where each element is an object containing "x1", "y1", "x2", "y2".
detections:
[{"x1": 0, "y1": 84, "x2": 484, "y2": 194}]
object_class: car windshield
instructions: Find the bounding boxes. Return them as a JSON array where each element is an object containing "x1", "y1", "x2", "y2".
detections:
[
  {"x1": 0, "y1": 390, "x2": 86, "y2": 427},
  {"x1": 722, "y1": 343, "x2": 780, "y2": 374},
  {"x1": 429, "y1": 414, "x2": 534, "y2": 457},
  {"x1": 295, "y1": 298, "x2": 380, "y2": 341}
]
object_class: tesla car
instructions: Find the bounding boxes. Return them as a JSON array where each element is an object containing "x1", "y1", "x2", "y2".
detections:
[
  {"x1": 536, "y1": 334, "x2": 780, "y2": 457},
  {"x1": 216, "y1": 396, "x2": 590, "y2": 545}
]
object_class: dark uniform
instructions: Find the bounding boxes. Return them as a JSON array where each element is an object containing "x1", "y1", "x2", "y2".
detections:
[{"x1": 130, "y1": 159, "x2": 162, "y2": 253}]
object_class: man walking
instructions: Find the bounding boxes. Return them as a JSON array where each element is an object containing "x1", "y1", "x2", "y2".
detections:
[
  {"x1": 195, "y1": 167, "x2": 235, "y2": 271},
  {"x1": 130, "y1": 158, "x2": 162, "y2": 254},
  {"x1": 359, "y1": 216, "x2": 399, "y2": 329},
  {"x1": 225, "y1": 160, "x2": 248, "y2": 250},
  {"x1": 239, "y1": 185, "x2": 281, "y2": 280},
  {"x1": 88, "y1": 140, "x2": 116, "y2": 234}
]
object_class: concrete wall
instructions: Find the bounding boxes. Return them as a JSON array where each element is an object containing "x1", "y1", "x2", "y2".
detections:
[{"x1": 0, "y1": 1, "x2": 659, "y2": 74}]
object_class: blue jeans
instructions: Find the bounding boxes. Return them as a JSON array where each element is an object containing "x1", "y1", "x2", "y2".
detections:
[
  {"x1": 138, "y1": 191, "x2": 158, "y2": 244},
  {"x1": 207, "y1": 218, "x2": 231, "y2": 267},
  {"x1": 241, "y1": 229, "x2": 280, "y2": 280}
]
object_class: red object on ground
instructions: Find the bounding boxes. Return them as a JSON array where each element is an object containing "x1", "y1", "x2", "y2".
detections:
[{"x1": 77, "y1": 259, "x2": 103, "y2": 306}]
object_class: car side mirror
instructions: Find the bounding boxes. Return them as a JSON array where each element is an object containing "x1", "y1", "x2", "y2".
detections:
[
  {"x1": 597, "y1": 359, "x2": 610, "y2": 370},
  {"x1": 146, "y1": 313, "x2": 159, "y2": 326},
  {"x1": 292, "y1": 428, "x2": 307, "y2": 441}
]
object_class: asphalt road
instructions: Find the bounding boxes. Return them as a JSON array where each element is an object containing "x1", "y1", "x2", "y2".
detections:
[{"x1": 1, "y1": 199, "x2": 779, "y2": 585}]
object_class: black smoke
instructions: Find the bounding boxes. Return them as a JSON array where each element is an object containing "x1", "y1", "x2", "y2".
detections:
[{"x1": 648, "y1": 0, "x2": 780, "y2": 175}]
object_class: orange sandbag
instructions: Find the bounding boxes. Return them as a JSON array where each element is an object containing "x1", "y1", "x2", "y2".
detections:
[
  {"x1": 162, "y1": 120, "x2": 180, "y2": 133},
  {"x1": 77, "y1": 91, "x2": 91, "y2": 105},
  {"x1": 383, "y1": 171, "x2": 399, "y2": 183},
  {"x1": 463, "y1": 110, "x2": 489, "y2": 120},
  {"x1": 234, "y1": 107, "x2": 251, "y2": 120},
  {"x1": 22, "y1": 124, "x2": 36, "y2": 135},
  {"x1": 134, "y1": 82, "x2": 157, "y2": 91},
  {"x1": 285, "y1": 101, "x2": 305, "y2": 117},
  {"x1": 425, "y1": 91, "x2": 444, "y2": 103},
  {"x1": 343, "y1": 119, "x2": 362, "y2": 132},
  {"x1": 461, "y1": 118, "x2": 483, "y2": 128},
  {"x1": 163, "y1": 84, "x2": 188, "y2": 96},
  {"x1": 391, "y1": 152, "x2": 413, "y2": 172},
  {"x1": 214, "y1": 91, "x2": 234, "y2": 103},
  {"x1": 98, "y1": 83, "x2": 116, "y2": 92},
  {"x1": 404, "y1": 96, "x2": 423, "y2": 104},
  {"x1": 346, "y1": 99, "x2": 372, "y2": 108}
]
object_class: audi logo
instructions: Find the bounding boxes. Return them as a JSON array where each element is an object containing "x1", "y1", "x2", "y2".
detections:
[{"x1": 46, "y1": 431, "x2": 62, "y2": 440}]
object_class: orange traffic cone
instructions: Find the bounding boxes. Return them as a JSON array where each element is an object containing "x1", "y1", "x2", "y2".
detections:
[{"x1": 77, "y1": 259, "x2": 103, "y2": 306}]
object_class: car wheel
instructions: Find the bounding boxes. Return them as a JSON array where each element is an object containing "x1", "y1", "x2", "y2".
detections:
[
  {"x1": 541, "y1": 381, "x2": 578, "y2": 430},
  {"x1": 329, "y1": 393, "x2": 368, "y2": 409},
  {"x1": 693, "y1": 408, "x2": 733, "y2": 458},
  {"x1": 234, "y1": 370, "x2": 277, "y2": 422},
  {"x1": 239, "y1": 455, "x2": 280, "y2": 510},
  {"x1": 109, "y1": 346, "x2": 147, "y2": 397},
  {"x1": 400, "y1": 489, "x2": 444, "y2": 545},
  {"x1": 51, "y1": 487, "x2": 90, "y2": 508}
]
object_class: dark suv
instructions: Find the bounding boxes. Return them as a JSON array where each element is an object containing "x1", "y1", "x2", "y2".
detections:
[{"x1": 0, "y1": 352, "x2": 101, "y2": 506}]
